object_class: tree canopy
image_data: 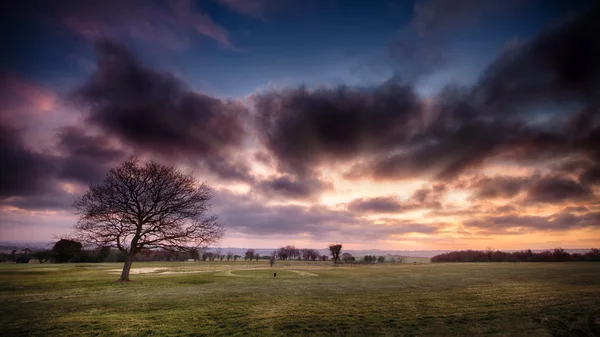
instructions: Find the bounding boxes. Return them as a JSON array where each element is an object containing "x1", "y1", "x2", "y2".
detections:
[{"x1": 73, "y1": 157, "x2": 224, "y2": 281}]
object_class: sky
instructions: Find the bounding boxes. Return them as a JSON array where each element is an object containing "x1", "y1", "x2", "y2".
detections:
[{"x1": 1, "y1": 0, "x2": 599, "y2": 250}]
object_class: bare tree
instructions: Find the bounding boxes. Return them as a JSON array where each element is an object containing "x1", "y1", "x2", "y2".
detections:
[
  {"x1": 329, "y1": 244, "x2": 342, "y2": 264},
  {"x1": 301, "y1": 248, "x2": 319, "y2": 261},
  {"x1": 72, "y1": 157, "x2": 224, "y2": 281},
  {"x1": 245, "y1": 249, "x2": 255, "y2": 261}
]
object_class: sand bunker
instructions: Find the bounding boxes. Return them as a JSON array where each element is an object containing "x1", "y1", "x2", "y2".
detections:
[
  {"x1": 106, "y1": 265, "x2": 327, "y2": 276},
  {"x1": 107, "y1": 267, "x2": 167, "y2": 275},
  {"x1": 288, "y1": 270, "x2": 319, "y2": 277}
]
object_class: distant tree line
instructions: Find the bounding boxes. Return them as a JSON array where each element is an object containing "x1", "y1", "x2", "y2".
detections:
[
  {"x1": 363, "y1": 255, "x2": 386, "y2": 263},
  {"x1": 0, "y1": 239, "x2": 231, "y2": 264},
  {"x1": 272, "y1": 245, "x2": 329, "y2": 261},
  {"x1": 4, "y1": 240, "x2": 417, "y2": 266},
  {"x1": 431, "y1": 248, "x2": 600, "y2": 263}
]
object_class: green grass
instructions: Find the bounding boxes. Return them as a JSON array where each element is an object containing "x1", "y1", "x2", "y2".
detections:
[{"x1": 1, "y1": 261, "x2": 599, "y2": 336}]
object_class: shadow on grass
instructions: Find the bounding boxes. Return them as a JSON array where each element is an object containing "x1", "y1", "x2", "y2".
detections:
[{"x1": 541, "y1": 311, "x2": 600, "y2": 337}]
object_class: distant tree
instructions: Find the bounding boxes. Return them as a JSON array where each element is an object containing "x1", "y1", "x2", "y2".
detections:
[
  {"x1": 301, "y1": 249, "x2": 319, "y2": 261},
  {"x1": 190, "y1": 249, "x2": 200, "y2": 261},
  {"x1": 553, "y1": 247, "x2": 569, "y2": 262},
  {"x1": 329, "y1": 244, "x2": 342, "y2": 264},
  {"x1": 33, "y1": 250, "x2": 55, "y2": 264},
  {"x1": 377, "y1": 256, "x2": 385, "y2": 263},
  {"x1": 341, "y1": 252, "x2": 355, "y2": 262},
  {"x1": 226, "y1": 252, "x2": 233, "y2": 261},
  {"x1": 320, "y1": 255, "x2": 329, "y2": 261},
  {"x1": 72, "y1": 157, "x2": 224, "y2": 281},
  {"x1": 207, "y1": 252, "x2": 216, "y2": 261},
  {"x1": 431, "y1": 248, "x2": 600, "y2": 263},
  {"x1": 220, "y1": 254, "x2": 224, "y2": 261},
  {"x1": 97, "y1": 246, "x2": 111, "y2": 262},
  {"x1": 53, "y1": 239, "x2": 83, "y2": 263},
  {"x1": 586, "y1": 248, "x2": 600, "y2": 261},
  {"x1": 269, "y1": 255, "x2": 276, "y2": 267},
  {"x1": 277, "y1": 247, "x2": 288, "y2": 260},
  {"x1": 245, "y1": 249, "x2": 255, "y2": 261},
  {"x1": 255, "y1": 254, "x2": 260, "y2": 261},
  {"x1": 234, "y1": 255, "x2": 240, "y2": 262}
]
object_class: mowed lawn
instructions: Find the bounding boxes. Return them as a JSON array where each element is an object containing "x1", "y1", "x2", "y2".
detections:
[{"x1": 1, "y1": 261, "x2": 599, "y2": 336}]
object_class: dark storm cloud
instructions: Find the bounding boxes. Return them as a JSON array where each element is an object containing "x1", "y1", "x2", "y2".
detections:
[
  {"x1": 526, "y1": 176, "x2": 594, "y2": 204},
  {"x1": 3, "y1": 191, "x2": 76, "y2": 211},
  {"x1": 0, "y1": 123, "x2": 57, "y2": 197},
  {"x1": 580, "y1": 165, "x2": 600, "y2": 185},
  {"x1": 0, "y1": 76, "x2": 125, "y2": 210},
  {"x1": 255, "y1": 175, "x2": 333, "y2": 200},
  {"x1": 475, "y1": 5, "x2": 600, "y2": 114},
  {"x1": 495, "y1": 205, "x2": 516, "y2": 213},
  {"x1": 464, "y1": 211, "x2": 600, "y2": 233},
  {"x1": 254, "y1": 79, "x2": 420, "y2": 177},
  {"x1": 346, "y1": 117, "x2": 529, "y2": 181},
  {"x1": 0, "y1": 118, "x2": 79, "y2": 211},
  {"x1": 72, "y1": 39, "x2": 252, "y2": 181},
  {"x1": 347, "y1": 195, "x2": 441, "y2": 214},
  {"x1": 55, "y1": 127, "x2": 126, "y2": 185},
  {"x1": 257, "y1": 5, "x2": 600, "y2": 184},
  {"x1": 471, "y1": 176, "x2": 531, "y2": 200},
  {"x1": 562, "y1": 206, "x2": 589, "y2": 213}
]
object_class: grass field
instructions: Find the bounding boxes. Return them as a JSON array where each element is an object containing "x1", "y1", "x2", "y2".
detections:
[{"x1": 1, "y1": 261, "x2": 599, "y2": 336}]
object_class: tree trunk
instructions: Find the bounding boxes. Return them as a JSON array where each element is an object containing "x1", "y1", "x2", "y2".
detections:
[{"x1": 119, "y1": 256, "x2": 134, "y2": 281}]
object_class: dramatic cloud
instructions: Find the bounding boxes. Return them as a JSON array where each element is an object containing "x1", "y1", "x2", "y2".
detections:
[
  {"x1": 72, "y1": 39, "x2": 252, "y2": 181},
  {"x1": 0, "y1": 122, "x2": 57, "y2": 198},
  {"x1": 526, "y1": 176, "x2": 594, "y2": 204},
  {"x1": 212, "y1": 190, "x2": 363, "y2": 237},
  {"x1": 254, "y1": 80, "x2": 420, "y2": 178},
  {"x1": 2, "y1": 1, "x2": 599, "y2": 248},
  {"x1": 255, "y1": 5, "x2": 600, "y2": 186},
  {"x1": 255, "y1": 175, "x2": 333, "y2": 200},
  {"x1": 351, "y1": 6, "x2": 600, "y2": 182},
  {"x1": 0, "y1": 117, "x2": 79, "y2": 211},
  {"x1": 56, "y1": 127, "x2": 126, "y2": 185},
  {"x1": 347, "y1": 195, "x2": 441, "y2": 214},
  {"x1": 212, "y1": 189, "x2": 444, "y2": 241},
  {"x1": 347, "y1": 196, "x2": 407, "y2": 213},
  {"x1": 471, "y1": 176, "x2": 530, "y2": 200},
  {"x1": 580, "y1": 165, "x2": 600, "y2": 186},
  {"x1": 465, "y1": 212, "x2": 600, "y2": 233}
]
